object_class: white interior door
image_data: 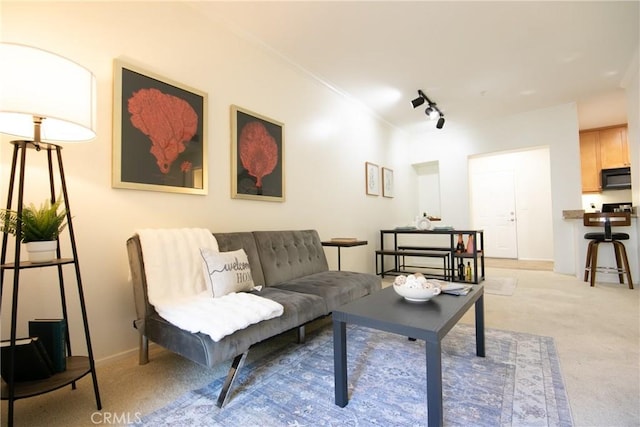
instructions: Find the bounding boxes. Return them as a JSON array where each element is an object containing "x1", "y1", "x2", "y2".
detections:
[{"x1": 470, "y1": 170, "x2": 518, "y2": 258}]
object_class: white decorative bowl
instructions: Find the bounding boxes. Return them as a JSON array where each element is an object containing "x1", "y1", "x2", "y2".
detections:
[
  {"x1": 416, "y1": 217, "x2": 432, "y2": 230},
  {"x1": 393, "y1": 283, "x2": 441, "y2": 302}
]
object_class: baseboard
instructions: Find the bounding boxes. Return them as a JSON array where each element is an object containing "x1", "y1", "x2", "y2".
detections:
[{"x1": 95, "y1": 341, "x2": 161, "y2": 366}]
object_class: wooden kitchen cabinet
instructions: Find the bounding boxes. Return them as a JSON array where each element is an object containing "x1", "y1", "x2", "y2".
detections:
[
  {"x1": 579, "y1": 124, "x2": 629, "y2": 193},
  {"x1": 580, "y1": 130, "x2": 601, "y2": 192},
  {"x1": 599, "y1": 126, "x2": 629, "y2": 168}
]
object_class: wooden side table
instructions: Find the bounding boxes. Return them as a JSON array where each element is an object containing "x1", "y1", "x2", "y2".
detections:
[{"x1": 321, "y1": 240, "x2": 368, "y2": 270}]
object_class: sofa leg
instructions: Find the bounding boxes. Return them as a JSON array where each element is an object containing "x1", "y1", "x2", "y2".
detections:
[
  {"x1": 297, "y1": 325, "x2": 306, "y2": 343},
  {"x1": 139, "y1": 334, "x2": 149, "y2": 365},
  {"x1": 217, "y1": 352, "x2": 248, "y2": 408}
]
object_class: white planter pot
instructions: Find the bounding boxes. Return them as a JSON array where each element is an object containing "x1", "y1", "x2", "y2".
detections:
[{"x1": 25, "y1": 241, "x2": 57, "y2": 263}]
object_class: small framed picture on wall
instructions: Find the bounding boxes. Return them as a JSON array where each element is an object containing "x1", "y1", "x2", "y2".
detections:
[
  {"x1": 365, "y1": 162, "x2": 380, "y2": 196},
  {"x1": 382, "y1": 167, "x2": 394, "y2": 198}
]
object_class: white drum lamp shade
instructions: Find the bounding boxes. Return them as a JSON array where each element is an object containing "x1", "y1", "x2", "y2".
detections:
[{"x1": 0, "y1": 43, "x2": 96, "y2": 142}]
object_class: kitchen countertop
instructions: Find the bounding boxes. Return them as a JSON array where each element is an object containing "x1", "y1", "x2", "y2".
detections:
[
  {"x1": 562, "y1": 209, "x2": 636, "y2": 219},
  {"x1": 562, "y1": 210, "x2": 585, "y2": 219}
]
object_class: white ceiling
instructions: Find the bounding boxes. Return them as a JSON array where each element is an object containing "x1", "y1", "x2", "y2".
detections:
[{"x1": 192, "y1": 1, "x2": 639, "y2": 133}]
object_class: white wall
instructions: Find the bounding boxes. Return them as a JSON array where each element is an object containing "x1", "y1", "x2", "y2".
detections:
[
  {"x1": 406, "y1": 103, "x2": 582, "y2": 274},
  {"x1": 622, "y1": 51, "x2": 639, "y2": 273},
  {"x1": 581, "y1": 189, "x2": 633, "y2": 212},
  {"x1": 622, "y1": 52, "x2": 639, "y2": 209},
  {"x1": 0, "y1": 2, "x2": 415, "y2": 360}
]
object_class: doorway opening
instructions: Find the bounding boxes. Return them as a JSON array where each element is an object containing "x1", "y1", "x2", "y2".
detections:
[
  {"x1": 414, "y1": 161, "x2": 441, "y2": 218},
  {"x1": 468, "y1": 147, "x2": 554, "y2": 261}
]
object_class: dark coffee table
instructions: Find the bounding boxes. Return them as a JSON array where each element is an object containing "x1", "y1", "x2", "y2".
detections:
[{"x1": 333, "y1": 284, "x2": 485, "y2": 427}]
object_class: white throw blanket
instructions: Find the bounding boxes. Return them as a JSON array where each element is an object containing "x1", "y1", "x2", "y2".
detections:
[
  {"x1": 137, "y1": 228, "x2": 284, "y2": 342},
  {"x1": 154, "y1": 291, "x2": 284, "y2": 342},
  {"x1": 138, "y1": 228, "x2": 218, "y2": 303}
]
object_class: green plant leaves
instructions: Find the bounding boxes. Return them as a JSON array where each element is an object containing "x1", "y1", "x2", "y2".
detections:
[
  {"x1": 0, "y1": 209, "x2": 19, "y2": 236},
  {"x1": 0, "y1": 198, "x2": 67, "y2": 243}
]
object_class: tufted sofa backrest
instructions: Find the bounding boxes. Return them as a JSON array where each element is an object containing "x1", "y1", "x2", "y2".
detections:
[{"x1": 252, "y1": 230, "x2": 329, "y2": 287}]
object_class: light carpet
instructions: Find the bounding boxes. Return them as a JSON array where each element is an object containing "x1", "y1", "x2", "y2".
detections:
[
  {"x1": 137, "y1": 323, "x2": 572, "y2": 426},
  {"x1": 483, "y1": 276, "x2": 518, "y2": 296}
]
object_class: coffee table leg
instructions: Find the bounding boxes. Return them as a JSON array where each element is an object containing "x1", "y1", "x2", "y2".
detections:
[
  {"x1": 426, "y1": 339, "x2": 443, "y2": 427},
  {"x1": 475, "y1": 293, "x2": 485, "y2": 357},
  {"x1": 333, "y1": 319, "x2": 348, "y2": 407}
]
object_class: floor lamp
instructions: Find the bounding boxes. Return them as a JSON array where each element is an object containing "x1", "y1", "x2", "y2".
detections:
[{"x1": 0, "y1": 43, "x2": 101, "y2": 426}]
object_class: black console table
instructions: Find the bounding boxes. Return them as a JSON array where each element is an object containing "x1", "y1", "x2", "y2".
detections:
[
  {"x1": 376, "y1": 229, "x2": 484, "y2": 283},
  {"x1": 333, "y1": 284, "x2": 485, "y2": 426}
]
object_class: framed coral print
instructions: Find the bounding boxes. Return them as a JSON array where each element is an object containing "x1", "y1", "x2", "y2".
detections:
[
  {"x1": 365, "y1": 162, "x2": 380, "y2": 196},
  {"x1": 112, "y1": 59, "x2": 208, "y2": 194},
  {"x1": 382, "y1": 167, "x2": 394, "y2": 198},
  {"x1": 231, "y1": 105, "x2": 285, "y2": 202}
]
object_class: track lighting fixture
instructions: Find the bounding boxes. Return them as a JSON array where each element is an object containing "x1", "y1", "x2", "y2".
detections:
[
  {"x1": 411, "y1": 89, "x2": 445, "y2": 129},
  {"x1": 410, "y1": 94, "x2": 425, "y2": 108}
]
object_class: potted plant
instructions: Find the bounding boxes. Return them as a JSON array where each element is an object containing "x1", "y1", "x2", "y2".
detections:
[{"x1": 0, "y1": 197, "x2": 68, "y2": 263}]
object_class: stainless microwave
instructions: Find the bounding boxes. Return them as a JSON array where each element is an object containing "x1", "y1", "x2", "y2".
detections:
[{"x1": 601, "y1": 167, "x2": 631, "y2": 190}]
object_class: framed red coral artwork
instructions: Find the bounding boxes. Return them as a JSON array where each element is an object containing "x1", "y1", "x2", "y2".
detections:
[
  {"x1": 231, "y1": 105, "x2": 285, "y2": 202},
  {"x1": 112, "y1": 59, "x2": 208, "y2": 194}
]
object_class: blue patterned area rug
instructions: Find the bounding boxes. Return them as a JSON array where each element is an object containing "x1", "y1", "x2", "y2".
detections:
[{"x1": 138, "y1": 324, "x2": 573, "y2": 426}]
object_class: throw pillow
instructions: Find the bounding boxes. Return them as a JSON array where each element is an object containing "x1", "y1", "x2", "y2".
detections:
[{"x1": 199, "y1": 248, "x2": 256, "y2": 297}]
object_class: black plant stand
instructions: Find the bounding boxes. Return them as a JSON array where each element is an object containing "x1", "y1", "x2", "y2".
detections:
[{"x1": 0, "y1": 140, "x2": 101, "y2": 427}]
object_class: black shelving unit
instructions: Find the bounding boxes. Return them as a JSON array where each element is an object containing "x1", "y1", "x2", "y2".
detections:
[
  {"x1": 376, "y1": 228, "x2": 485, "y2": 284},
  {"x1": 0, "y1": 141, "x2": 101, "y2": 426}
]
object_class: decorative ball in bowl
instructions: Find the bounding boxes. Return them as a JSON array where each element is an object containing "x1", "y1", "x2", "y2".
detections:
[{"x1": 393, "y1": 273, "x2": 442, "y2": 302}]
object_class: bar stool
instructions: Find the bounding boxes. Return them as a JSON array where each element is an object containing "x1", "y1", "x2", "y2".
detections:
[{"x1": 583, "y1": 212, "x2": 633, "y2": 289}]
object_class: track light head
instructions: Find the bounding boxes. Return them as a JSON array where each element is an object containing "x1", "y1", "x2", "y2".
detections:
[
  {"x1": 411, "y1": 96, "x2": 425, "y2": 108},
  {"x1": 436, "y1": 114, "x2": 445, "y2": 129},
  {"x1": 425, "y1": 105, "x2": 439, "y2": 120}
]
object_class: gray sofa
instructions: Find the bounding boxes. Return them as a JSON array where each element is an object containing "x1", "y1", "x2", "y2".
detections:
[{"x1": 126, "y1": 229, "x2": 380, "y2": 406}]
